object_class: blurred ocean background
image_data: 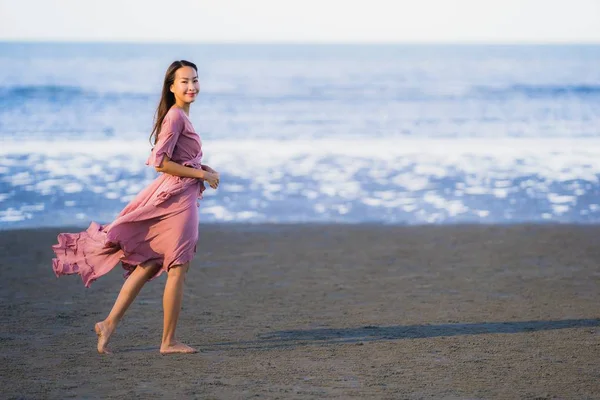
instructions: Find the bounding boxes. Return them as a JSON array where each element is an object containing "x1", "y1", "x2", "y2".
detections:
[{"x1": 1, "y1": 42, "x2": 600, "y2": 229}]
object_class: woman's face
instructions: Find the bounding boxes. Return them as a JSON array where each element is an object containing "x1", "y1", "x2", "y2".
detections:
[{"x1": 170, "y1": 66, "x2": 200, "y2": 105}]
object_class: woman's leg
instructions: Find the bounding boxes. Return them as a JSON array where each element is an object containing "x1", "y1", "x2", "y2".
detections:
[
  {"x1": 95, "y1": 263, "x2": 161, "y2": 354},
  {"x1": 160, "y1": 262, "x2": 197, "y2": 354}
]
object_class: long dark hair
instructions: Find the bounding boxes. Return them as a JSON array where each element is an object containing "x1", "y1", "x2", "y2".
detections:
[{"x1": 149, "y1": 60, "x2": 198, "y2": 145}]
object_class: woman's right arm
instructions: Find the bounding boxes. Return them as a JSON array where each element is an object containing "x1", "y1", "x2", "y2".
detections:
[{"x1": 156, "y1": 156, "x2": 219, "y2": 185}]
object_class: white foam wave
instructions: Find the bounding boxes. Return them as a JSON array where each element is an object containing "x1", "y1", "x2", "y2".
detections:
[{"x1": 2, "y1": 137, "x2": 600, "y2": 225}]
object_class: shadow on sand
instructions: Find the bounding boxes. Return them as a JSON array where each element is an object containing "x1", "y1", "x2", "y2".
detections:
[{"x1": 202, "y1": 318, "x2": 600, "y2": 351}]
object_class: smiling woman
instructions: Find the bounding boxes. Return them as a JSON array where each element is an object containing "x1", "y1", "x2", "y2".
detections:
[
  {"x1": 150, "y1": 62, "x2": 200, "y2": 146},
  {"x1": 50, "y1": 60, "x2": 220, "y2": 355}
]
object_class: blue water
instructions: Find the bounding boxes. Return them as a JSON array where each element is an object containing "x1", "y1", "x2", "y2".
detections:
[{"x1": 1, "y1": 43, "x2": 600, "y2": 229}]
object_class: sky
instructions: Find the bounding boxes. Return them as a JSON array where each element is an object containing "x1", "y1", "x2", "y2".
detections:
[{"x1": 1, "y1": 0, "x2": 599, "y2": 43}]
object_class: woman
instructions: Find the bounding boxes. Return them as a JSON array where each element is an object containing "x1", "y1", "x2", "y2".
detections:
[{"x1": 51, "y1": 60, "x2": 219, "y2": 355}]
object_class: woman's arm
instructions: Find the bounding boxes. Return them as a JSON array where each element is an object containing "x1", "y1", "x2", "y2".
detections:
[
  {"x1": 155, "y1": 155, "x2": 208, "y2": 179},
  {"x1": 201, "y1": 164, "x2": 216, "y2": 173}
]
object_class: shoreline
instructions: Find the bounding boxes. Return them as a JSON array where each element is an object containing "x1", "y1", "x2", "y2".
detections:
[{"x1": 4, "y1": 220, "x2": 600, "y2": 231}]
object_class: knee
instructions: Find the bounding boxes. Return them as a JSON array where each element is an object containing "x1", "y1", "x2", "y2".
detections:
[{"x1": 168, "y1": 262, "x2": 190, "y2": 279}]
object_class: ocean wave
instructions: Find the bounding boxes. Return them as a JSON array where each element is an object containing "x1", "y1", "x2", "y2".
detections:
[
  {"x1": 3, "y1": 82, "x2": 600, "y2": 106},
  {"x1": 0, "y1": 84, "x2": 152, "y2": 101},
  {"x1": 478, "y1": 84, "x2": 600, "y2": 98},
  {"x1": 0, "y1": 85, "x2": 85, "y2": 98}
]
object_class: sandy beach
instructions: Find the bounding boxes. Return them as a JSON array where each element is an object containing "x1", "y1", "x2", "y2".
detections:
[{"x1": 1, "y1": 224, "x2": 599, "y2": 399}]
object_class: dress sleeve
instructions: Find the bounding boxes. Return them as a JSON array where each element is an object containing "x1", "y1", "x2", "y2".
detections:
[{"x1": 146, "y1": 111, "x2": 185, "y2": 167}]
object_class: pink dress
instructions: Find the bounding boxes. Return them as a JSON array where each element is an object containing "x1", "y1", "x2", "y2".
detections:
[{"x1": 52, "y1": 107, "x2": 206, "y2": 287}]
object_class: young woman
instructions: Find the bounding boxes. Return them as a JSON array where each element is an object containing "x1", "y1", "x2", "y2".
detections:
[{"x1": 51, "y1": 60, "x2": 219, "y2": 355}]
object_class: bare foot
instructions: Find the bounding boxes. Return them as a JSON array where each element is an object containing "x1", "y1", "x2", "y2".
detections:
[
  {"x1": 94, "y1": 321, "x2": 114, "y2": 355},
  {"x1": 160, "y1": 341, "x2": 198, "y2": 355}
]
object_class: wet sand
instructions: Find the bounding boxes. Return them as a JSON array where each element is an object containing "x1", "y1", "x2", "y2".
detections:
[{"x1": 1, "y1": 224, "x2": 599, "y2": 399}]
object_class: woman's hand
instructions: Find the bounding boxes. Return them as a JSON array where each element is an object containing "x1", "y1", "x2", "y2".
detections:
[
  {"x1": 201, "y1": 165, "x2": 219, "y2": 189},
  {"x1": 203, "y1": 171, "x2": 220, "y2": 189}
]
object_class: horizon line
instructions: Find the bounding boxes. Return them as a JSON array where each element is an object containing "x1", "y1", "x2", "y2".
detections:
[{"x1": 1, "y1": 39, "x2": 600, "y2": 46}]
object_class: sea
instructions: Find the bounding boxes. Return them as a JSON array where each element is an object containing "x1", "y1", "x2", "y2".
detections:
[{"x1": 1, "y1": 42, "x2": 600, "y2": 229}]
